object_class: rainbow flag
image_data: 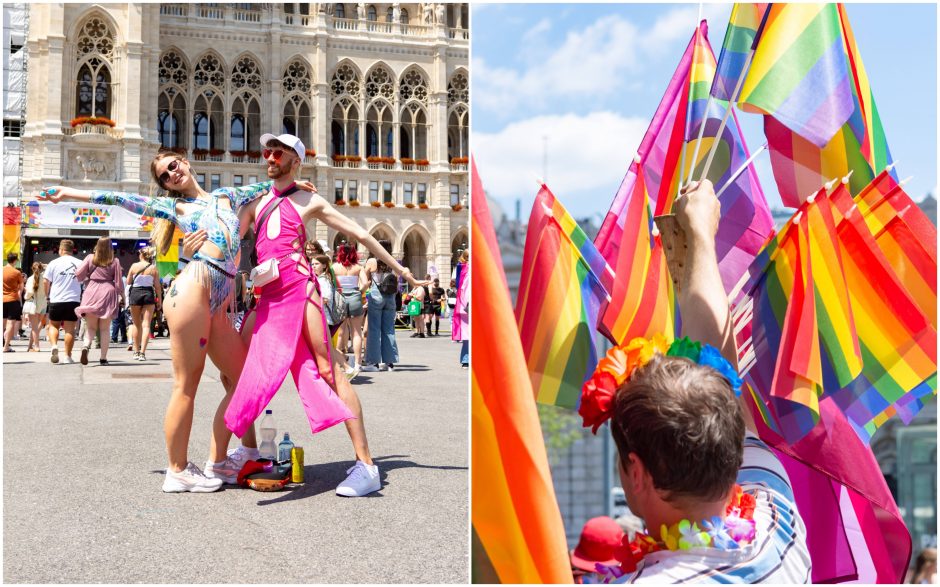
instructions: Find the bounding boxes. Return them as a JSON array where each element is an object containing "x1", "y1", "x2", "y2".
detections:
[
  {"x1": 156, "y1": 227, "x2": 184, "y2": 278},
  {"x1": 595, "y1": 21, "x2": 773, "y2": 298},
  {"x1": 3, "y1": 206, "x2": 21, "y2": 262},
  {"x1": 826, "y1": 183, "x2": 937, "y2": 440},
  {"x1": 710, "y1": 3, "x2": 769, "y2": 101},
  {"x1": 853, "y1": 173, "x2": 937, "y2": 327},
  {"x1": 738, "y1": 3, "x2": 854, "y2": 148},
  {"x1": 598, "y1": 165, "x2": 676, "y2": 345},
  {"x1": 470, "y1": 160, "x2": 573, "y2": 584},
  {"x1": 737, "y1": 188, "x2": 864, "y2": 442},
  {"x1": 516, "y1": 185, "x2": 610, "y2": 410},
  {"x1": 763, "y1": 5, "x2": 896, "y2": 206}
]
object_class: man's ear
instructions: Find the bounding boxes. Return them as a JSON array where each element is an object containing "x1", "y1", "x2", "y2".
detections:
[{"x1": 626, "y1": 452, "x2": 650, "y2": 496}]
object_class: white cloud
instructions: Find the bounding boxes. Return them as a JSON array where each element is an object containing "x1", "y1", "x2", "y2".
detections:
[
  {"x1": 473, "y1": 4, "x2": 733, "y2": 119},
  {"x1": 474, "y1": 111, "x2": 649, "y2": 211}
]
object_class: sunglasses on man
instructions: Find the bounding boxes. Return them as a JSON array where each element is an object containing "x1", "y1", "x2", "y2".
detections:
[{"x1": 263, "y1": 148, "x2": 291, "y2": 161}]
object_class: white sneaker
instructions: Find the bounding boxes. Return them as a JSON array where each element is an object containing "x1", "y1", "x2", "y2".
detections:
[
  {"x1": 62, "y1": 355, "x2": 75, "y2": 364},
  {"x1": 346, "y1": 365, "x2": 361, "y2": 381},
  {"x1": 162, "y1": 462, "x2": 224, "y2": 493},
  {"x1": 360, "y1": 364, "x2": 380, "y2": 372},
  {"x1": 226, "y1": 445, "x2": 261, "y2": 468},
  {"x1": 336, "y1": 460, "x2": 381, "y2": 497},
  {"x1": 204, "y1": 457, "x2": 242, "y2": 484}
]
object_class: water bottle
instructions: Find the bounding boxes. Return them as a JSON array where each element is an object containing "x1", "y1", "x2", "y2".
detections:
[
  {"x1": 259, "y1": 409, "x2": 277, "y2": 460},
  {"x1": 278, "y1": 432, "x2": 295, "y2": 464}
]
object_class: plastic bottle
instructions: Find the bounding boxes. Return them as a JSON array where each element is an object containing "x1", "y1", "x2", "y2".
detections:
[
  {"x1": 259, "y1": 409, "x2": 277, "y2": 460},
  {"x1": 278, "y1": 432, "x2": 295, "y2": 464}
]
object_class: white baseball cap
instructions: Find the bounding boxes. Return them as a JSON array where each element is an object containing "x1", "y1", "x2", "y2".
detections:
[{"x1": 259, "y1": 133, "x2": 305, "y2": 161}]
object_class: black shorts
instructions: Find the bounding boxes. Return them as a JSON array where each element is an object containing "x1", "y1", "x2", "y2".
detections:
[
  {"x1": 3, "y1": 300, "x2": 22, "y2": 321},
  {"x1": 48, "y1": 301, "x2": 80, "y2": 323},
  {"x1": 129, "y1": 287, "x2": 156, "y2": 306}
]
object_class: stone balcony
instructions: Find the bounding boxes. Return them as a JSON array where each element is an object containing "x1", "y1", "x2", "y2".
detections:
[{"x1": 64, "y1": 124, "x2": 123, "y2": 145}]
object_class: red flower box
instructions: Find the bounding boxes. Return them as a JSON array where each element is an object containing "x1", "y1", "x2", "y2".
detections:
[
  {"x1": 451, "y1": 204, "x2": 464, "y2": 211},
  {"x1": 335, "y1": 199, "x2": 346, "y2": 206},
  {"x1": 384, "y1": 202, "x2": 395, "y2": 208},
  {"x1": 450, "y1": 156, "x2": 469, "y2": 164},
  {"x1": 418, "y1": 202, "x2": 429, "y2": 209},
  {"x1": 305, "y1": 149, "x2": 317, "y2": 157},
  {"x1": 405, "y1": 202, "x2": 416, "y2": 208},
  {"x1": 349, "y1": 200, "x2": 360, "y2": 207},
  {"x1": 370, "y1": 201, "x2": 382, "y2": 207},
  {"x1": 70, "y1": 116, "x2": 116, "y2": 128}
]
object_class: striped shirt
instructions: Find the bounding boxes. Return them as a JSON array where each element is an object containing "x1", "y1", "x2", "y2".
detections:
[{"x1": 619, "y1": 433, "x2": 812, "y2": 584}]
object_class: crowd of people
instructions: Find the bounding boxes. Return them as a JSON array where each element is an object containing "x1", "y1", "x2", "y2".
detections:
[{"x1": 22, "y1": 131, "x2": 466, "y2": 499}]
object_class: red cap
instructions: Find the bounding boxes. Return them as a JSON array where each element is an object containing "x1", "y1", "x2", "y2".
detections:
[{"x1": 570, "y1": 516, "x2": 625, "y2": 572}]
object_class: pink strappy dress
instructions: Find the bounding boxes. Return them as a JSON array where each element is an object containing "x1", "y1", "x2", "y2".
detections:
[{"x1": 224, "y1": 191, "x2": 354, "y2": 437}]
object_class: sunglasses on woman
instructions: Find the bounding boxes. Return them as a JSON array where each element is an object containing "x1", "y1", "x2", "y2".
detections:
[{"x1": 158, "y1": 159, "x2": 181, "y2": 186}]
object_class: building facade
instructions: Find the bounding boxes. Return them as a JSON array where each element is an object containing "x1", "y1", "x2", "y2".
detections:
[
  {"x1": 19, "y1": 3, "x2": 469, "y2": 278},
  {"x1": 3, "y1": 4, "x2": 27, "y2": 202}
]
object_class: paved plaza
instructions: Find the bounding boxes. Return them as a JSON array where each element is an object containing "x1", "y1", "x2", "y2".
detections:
[{"x1": 3, "y1": 324, "x2": 468, "y2": 583}]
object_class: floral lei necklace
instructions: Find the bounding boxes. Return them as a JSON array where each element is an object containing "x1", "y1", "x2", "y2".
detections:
[{"x1": 596, "y1": 484, "x2": 757, "y2": 579}]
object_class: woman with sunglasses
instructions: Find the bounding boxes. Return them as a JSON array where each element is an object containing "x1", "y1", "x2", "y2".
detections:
[{"x1": 39, "y1": 150, "x2": 316, "y2": 493}]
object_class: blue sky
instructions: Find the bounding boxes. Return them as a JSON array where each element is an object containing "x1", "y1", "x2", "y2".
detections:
[{"x1": 472, "y1": 3, "x2": 938, "y2": 222}]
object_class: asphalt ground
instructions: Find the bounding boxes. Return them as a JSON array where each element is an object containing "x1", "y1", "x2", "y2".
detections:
[{"x1": 2, "y1": 321, "x2": 469, "y2": 583}]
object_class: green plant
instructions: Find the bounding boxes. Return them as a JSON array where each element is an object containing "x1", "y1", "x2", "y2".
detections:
[{"x1": 537, "y1": 403, "x2": 585, "y2": 465}]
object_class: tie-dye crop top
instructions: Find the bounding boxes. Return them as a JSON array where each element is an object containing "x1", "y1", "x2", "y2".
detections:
[{"x1": 90, "y1": 182, "x2": 273, "y2": 272}]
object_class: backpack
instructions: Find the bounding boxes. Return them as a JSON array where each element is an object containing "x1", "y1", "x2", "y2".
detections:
[{"x1": 377, "y1": 271, "x2": 398, "y2": 296}]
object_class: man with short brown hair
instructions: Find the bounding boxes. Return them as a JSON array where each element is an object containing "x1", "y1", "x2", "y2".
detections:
[
  {"x1": 606, "y1": 180, "x2": 811, "y2": 583},
  {"x1": 3, "y1": 252, "x2": 25, "y2": 352}
]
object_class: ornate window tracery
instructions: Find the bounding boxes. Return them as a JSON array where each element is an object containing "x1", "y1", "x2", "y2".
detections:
[
  {"x1": 74, "y1": 16, "x2": 115, "y2": 118},
  {"x1": 447, "y1": 71, "x2": 469, "y2": 159},
  {"x1": 282, "y1": 60, "x2": 313, "y2": 147},
  {"x1": 158, "y1": 50, "x2": 188, "y2": 148}
]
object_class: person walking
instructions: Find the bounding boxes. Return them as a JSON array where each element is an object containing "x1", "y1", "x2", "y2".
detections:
[
  {"x1": 3, "y1": 252, "x2": 25, "y2": 352},
  {"x1": 22, "y1": 262, "x2": 48, "y2": 352},
  {"x1": 428, "y1": 277, "x2": 445, "y2": 336},
  {"x1": 110, "y1": 297, "x2": 128, "y2": 344},
  {"x1": 363, "y1": 239, "x2": 403, "y2": 371},
  {"x1": 452, "y1": 250, "x2": 469, "y2": 368},
  {"x1": 332, "y1": 242, "x2": 366, "y2": 378},
  {"x1": 43, "y1": 240, "x2": 83, "y2": 364},
  {"x1": 126, "y1": 247, "x2": 162, "y2": 361},
  {"x1": 74, "y1": 237, "x2": 125, "y2": 365}
]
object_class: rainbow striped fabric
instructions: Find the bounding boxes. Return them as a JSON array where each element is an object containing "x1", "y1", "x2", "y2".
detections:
[
  {"x1": 828, "y1": 182, "x2": 937, "y2": 440},
  {"x1": 711, "y1": 3, "x2": 769, "y2": 101},
  {"x1": 854, "y1": 171, "x2": 937, "y2": 328},
  {"x1": 764, "y1": 4, "x2": 896, "y2": 206},
  {"x1": 516, "y1": 184, "x2": 610, "y2": 410},
  {"x1": 737, "y1": 183, "x2": 937, "y2": 443},
  {"x1": 598, "y1": 165, "x2": 677, "y2": 345},
  {"x1": 738, "y1": 3, "x2": 854, "y2": 148},
  {"x1": 595, "y1": 21, "x2": 773, "y2": 299},
  {"x1": 470, "y1": 161, "x2": 573, "y2": 584}
]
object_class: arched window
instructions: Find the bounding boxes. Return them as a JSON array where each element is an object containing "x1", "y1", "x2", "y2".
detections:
[
  {"x1": 386, "y1": 6, "x2": 393, "y2": 22},
  {"x1": 193, "y1": 53, "x2": 225, "y2": 151},
  {"x1": 386, "y1": 128, "x2": 394, "y2": 157},
  {"x1": 400, "y1": 8, "x2": 409, "y2": 25},
  {"x1": 282, "y1": 117, "x2": 296, "y2": 136},
  {"x1": 334, "y1": 3, "x2": 345, "y2": 18},
  {"x1": 158, "y1": 111, "x2": 179, "y2": 147},
  {"x1": 448, "y1": 72, "x2": 469, "y2": 159},
  {"x1": 230, "y1": 115, "x2": 245, "y2": 151},
  {"x1": 400, "y1": 68, "x2": 430, "y2": 159},
  {"x1": 400, "y1": 128, "x2": 411, "y2": 159},
  {"x1": 330, "y1": 64, "x2": 362, "y2": 157},
  {"x1": 74, "y1": 16, "x2": 115, "y2": 118},
  {"x1": 193, "y1": 113, "x2": 209, "y2": 150},
  {"x1": 158, "y1": 51, "x2": 188, "y2": 149},
  {"x1": 282, "y1": 60, "x2": 313, "y2": 147},
  {"x1": 367, "y1": 125, "x2": 378, "y2": 158},
  {"x1": 367, "y1": 5, "x2": 377, "y2": 21}
]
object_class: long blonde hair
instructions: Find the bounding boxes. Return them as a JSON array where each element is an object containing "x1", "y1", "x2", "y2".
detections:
[
  {"x1": 150, "y1": 150, "x2": 194, "y2": 256},
  {"x1": 92, "y1": 236, "x2": 114, "y2": 267},
  {"x1": 30, "y1": 262, "x2": 43, "y2": 293}
]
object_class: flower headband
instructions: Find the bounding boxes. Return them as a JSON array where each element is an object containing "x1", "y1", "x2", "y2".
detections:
[{"x1": 578, "y1": 335, "x2": 743, "y2": 433}]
